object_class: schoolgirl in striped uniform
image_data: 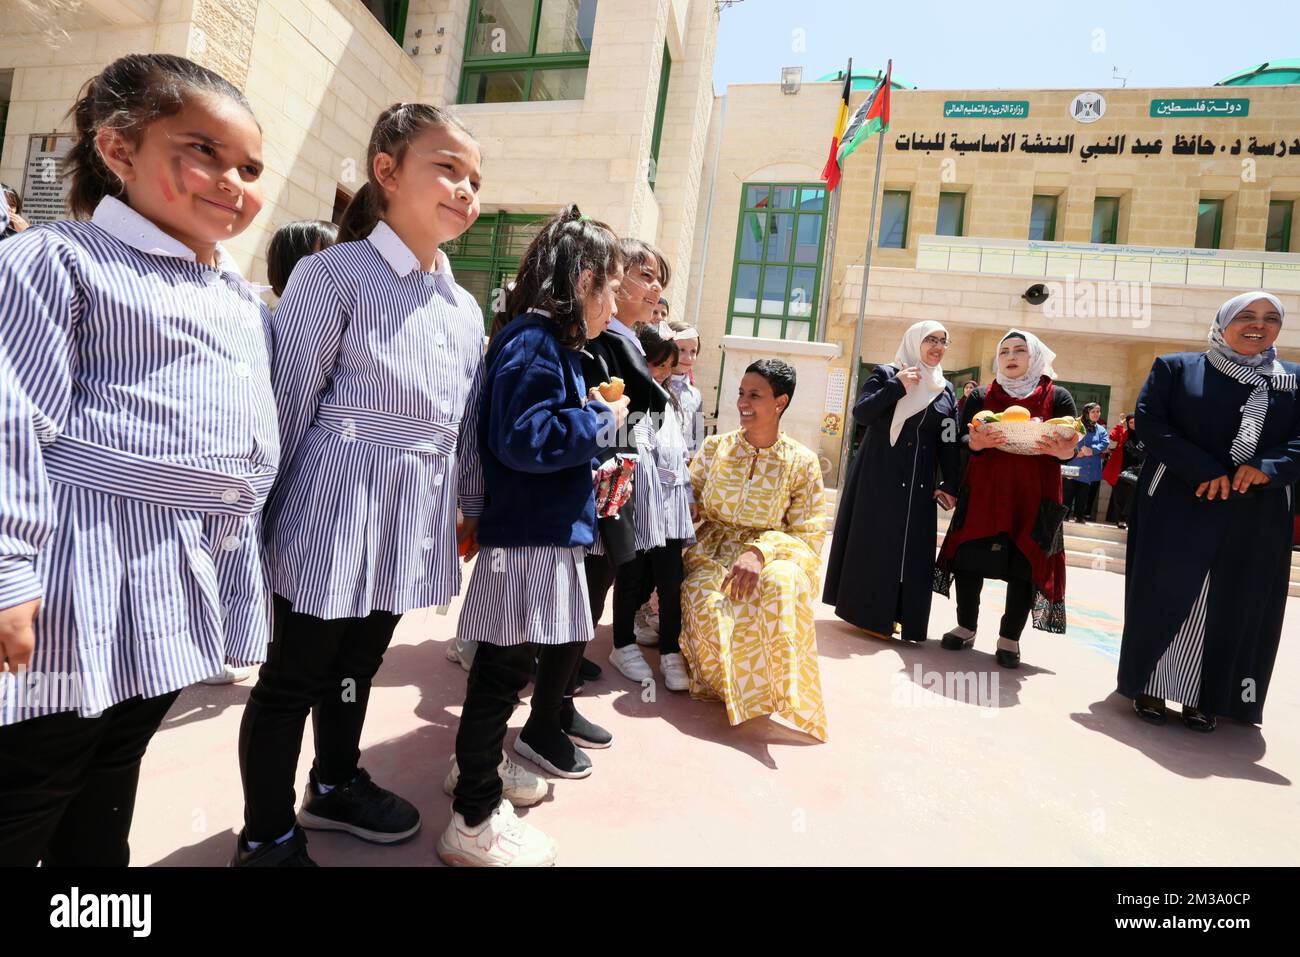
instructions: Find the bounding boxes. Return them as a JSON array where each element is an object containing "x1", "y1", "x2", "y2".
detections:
[
  {"x1": 667, "y1": 319, "x2": 705, "y2": 456},
  {"x1": 609, "y1": 322, "x2": 695, "y2": 692},
  {"x1": 234, "y1": 104, "x2": 486, "y2": 866},
  {"x1": 0, "y1": 54, "x2": 276, "y2": 867},
  {"x1": 437, "y1": 205, "x2": 629, "y2": 868}
]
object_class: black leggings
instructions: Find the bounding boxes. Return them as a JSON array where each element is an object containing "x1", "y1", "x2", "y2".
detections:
[
  {"x1": 0, "y1": 690, "x2": 180, "y2": 866},
  {"x1": 954, "y1": 572, "x2": 1034, "y2": 642},
  {"x1": 238, "y1": 594, "x2": 400, "y2": 843},
  {"x1": 454, "y1": 640, "x2": 585, "y2": 825},
  {"x1": 612, "y1": 542, "x2": 684, "y2": 653}
]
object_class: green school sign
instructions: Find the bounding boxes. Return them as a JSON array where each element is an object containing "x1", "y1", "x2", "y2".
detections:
[
  {"x1": 1150, "y1": 98, "x2": 1250, "y2": 118},
  {"x1": 943, "y1": 100, "x2": 1030, "y2": 118}
]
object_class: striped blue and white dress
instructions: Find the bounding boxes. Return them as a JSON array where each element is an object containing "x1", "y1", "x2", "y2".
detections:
[
  {"x1": 0, "y1": 197, "x2": 280, "y2": 724},
  {"x1": 262, "y1": 221, "x2": 484, "y2": 620},
  {"x1": 668, "y1": 374, "x2": 704, "y2": 456},
  {"x1": 653, "y1": 405, "x2": 697, "y2": 543}
]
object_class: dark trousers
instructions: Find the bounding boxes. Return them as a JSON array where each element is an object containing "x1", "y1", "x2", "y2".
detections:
[
  {"x1": 238, "y1": 594, "x2": 400, "y2": 843},
  {"x1": 612, "y1": 541, "x2": 684, "y2": 653},
  {"x1": 1109, "y1": 480, "x2": 1136, "y2": 523},
  {"x1": 954, "y1": 572, "x2": 1034, "y2": 642},
  {"x1": 584, "y1": 552, "x2": 617, "y2": 623},
  {"x1": 453, "y1": 640, "x2": 585, "y2": 826},
  {"x1": 0, "y1": 690, "x2": 180, "y2": 866},
  {"x1": 1063, "y1": 479, "x2": 1099, "y2": 520}
]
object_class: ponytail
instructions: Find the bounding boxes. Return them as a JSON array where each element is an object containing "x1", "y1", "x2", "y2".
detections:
[
  {"x1": 336, "y1": 182, "x2": 383, "y2": 244},
  {"x1": 502, "y1": 203, "x2": 621, "y2": 351}
]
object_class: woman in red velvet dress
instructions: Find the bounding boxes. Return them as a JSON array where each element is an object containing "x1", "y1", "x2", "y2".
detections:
[{"x1": 932, "y1": 330, "x2": 1079, "y2": 668}]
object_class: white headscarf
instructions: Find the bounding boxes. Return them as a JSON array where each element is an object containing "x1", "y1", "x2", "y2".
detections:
[
  {"x1": 994, "y1": 329, "x2": 1057, "y2": 399},
  {"x1": 889, "y1": 320, "x2": 948, "y2": 446},
  {"x1": 1208, "y1": 290, "x2": 1284, "y2": 370}
]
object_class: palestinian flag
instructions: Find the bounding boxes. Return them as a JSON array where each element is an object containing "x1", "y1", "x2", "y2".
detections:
[
  {"x1": 837, "y1": 61, "x2": 892, "y2": 167},
  {"x1": 819, "y1": 63, "x2": 853, "y2": 192}
]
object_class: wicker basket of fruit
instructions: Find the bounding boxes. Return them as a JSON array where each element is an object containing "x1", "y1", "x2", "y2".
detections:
[{"x1": 971, "y1": 406, "x2": 1084, "y2": 456}]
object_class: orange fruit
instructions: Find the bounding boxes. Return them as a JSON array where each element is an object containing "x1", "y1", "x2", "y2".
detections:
[{"x1": 1000, "y1": 405, "x2": 1031, "y2": 422}]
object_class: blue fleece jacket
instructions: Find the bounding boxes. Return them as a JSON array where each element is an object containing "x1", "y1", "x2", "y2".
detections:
[
  {"x1": 475, "y1": 312, "x2": 614, "y2": 548},
  {"x1": 1073, "y1": 422, "x2": 1110, "y2": 483}
]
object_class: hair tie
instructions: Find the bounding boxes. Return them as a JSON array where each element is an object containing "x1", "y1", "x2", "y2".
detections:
[{"x1": 656, "y1": 320, "x2": 675, "y2": 340}]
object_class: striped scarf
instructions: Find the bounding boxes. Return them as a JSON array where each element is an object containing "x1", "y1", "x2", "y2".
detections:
[{"x1": 1205, "y1": 350, "x2": 1297, "y2": 464}]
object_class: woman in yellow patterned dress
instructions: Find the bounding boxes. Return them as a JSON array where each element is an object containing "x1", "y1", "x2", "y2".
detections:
[{"x1": 680, "y1": 359, "x2": 829, "y2": 741}]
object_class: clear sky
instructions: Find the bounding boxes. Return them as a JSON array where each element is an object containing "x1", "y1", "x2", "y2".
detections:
[{"x1": 712, "y1": 0, "x2": 1300, "y2": 94}]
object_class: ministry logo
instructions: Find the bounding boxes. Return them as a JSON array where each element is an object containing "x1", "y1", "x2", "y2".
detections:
[{"x1": 1070, "y1": 91, "x2": 1107, "y2": 123}]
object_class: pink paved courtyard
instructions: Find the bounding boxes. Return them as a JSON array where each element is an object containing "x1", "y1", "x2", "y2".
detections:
[{"x1": 134, "y1": 550, "x2": 1300, "y2": 866}]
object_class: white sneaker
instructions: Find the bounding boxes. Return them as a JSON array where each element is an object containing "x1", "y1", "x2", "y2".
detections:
[
  {"x1": 445, "y1": 635, "x2": 476, "y2": 672},
  {"x1": 633, "y1": 607, "x2": 659, "y2": 646},
  {"x1": 436, "y1": 801, "x2": 556, "y2": 867},
  {"x1": 660, "y1": 652, "x2": 689, "y2": 692},
  {"x1": 609, "y1": 644, "x2": 654, "y2": 682},
  {"x1": 442, "y1": 755, "x2": 548, "y2": 807},
  {"x1": 201, "y1": 665, "x2": 254, "y2": 685}
]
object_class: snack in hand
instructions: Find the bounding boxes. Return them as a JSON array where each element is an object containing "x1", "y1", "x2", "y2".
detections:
[{"x1": 596, "y1": 377, "x2": 625, "y2": 402}]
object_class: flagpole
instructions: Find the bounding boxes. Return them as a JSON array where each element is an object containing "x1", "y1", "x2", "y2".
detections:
[
  {"x1": 813, "y1": 58, "x2": 849, "y2": 343},
  {"x1": 837, "y1": 61, "x2": 890, "y2": 488}
]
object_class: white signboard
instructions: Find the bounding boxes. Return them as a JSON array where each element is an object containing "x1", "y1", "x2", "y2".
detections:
[{"x1": 20, "y1": 133, "x2": 75, "y2": 225}]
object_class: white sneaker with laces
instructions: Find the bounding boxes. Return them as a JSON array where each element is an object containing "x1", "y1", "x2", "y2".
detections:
[
  {"x1": 609, "y1": 644, "x2": 654, "y2": 682},
  {"x1": 660, "y1": 652, "x2": 689, "y2": 692},
  {"x1": 633, "y1": 607, "x2": 659, "y2": 646},
  {"x1": 201, "y1": 665, "x2": 254, "y2": 685},
  {"x1": 436, "y1": 801, "x2": 556, "y2": 867},
  {"x1": 442, "y1": 755, "x2": 548, "y2": 807}
]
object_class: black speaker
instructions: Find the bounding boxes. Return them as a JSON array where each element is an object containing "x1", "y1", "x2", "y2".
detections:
[{"x1": 1022, "y1": 283, "x2": 1049, "y2": 305}]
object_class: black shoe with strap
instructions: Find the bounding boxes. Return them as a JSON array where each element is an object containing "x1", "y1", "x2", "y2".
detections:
[
  {"x1": 940, "y1": 629, "x2": 976, "y2": 651},
  {"x1": 1133, "y1": 694, "x2": 1167, "y2": 725},
  {"x1": 231, "y1": 826, "x2": 317, "y2": 867},
  {"x1": 297, "y1": 767, "x2": 421, "y2": 844},
  {"x1": 1181, "y1": 707, "x2": 1217, "y2": 733},
  {"x1": 562, "y1": 698, "x2": 613, "y2": 749}
]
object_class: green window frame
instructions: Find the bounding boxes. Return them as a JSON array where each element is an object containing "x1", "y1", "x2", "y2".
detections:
[
  {"x1": 726, "y1": 182, "x2": 828, "y2": 342},
  {"x1": 879, "y1": 190, "x2": 910, "y2": 249},
  {"x1": 443, "y1": 211, "x2": 548, "y2": 329},
  {"x1": 1029, "y1": 194, "x2": 1058, "y2": 242},
  {"x1": 936, "y1": 191, "x2": 966, "y2": 237},
  {"x1": 362, "y1": 0, "x2": 410, "y2": 46},
  {"x1": 1092, "y1": 196, "x2": 1120, "y2": 245},
  {"x1": 1196, "y1": 198, "x2": 1224, "y2": 249},
  {"x1": 1055, "y1": 380, "x2": 1111, "y2": 424},
  {"x1": 647, "y1": 43, "x2": 671, "y2": 190},
  {"x1": 1266, "y1": 199, "x2": 1293, "y2": 253},
  {"x1": 459, "y1": 0, "x2": 597, "y2": 105}
]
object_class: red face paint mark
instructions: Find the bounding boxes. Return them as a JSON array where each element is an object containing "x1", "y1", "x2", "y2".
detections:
[
  {"x1": 158, "y1": 175, "x2": 176, "y2": 203},
  {"x1": 171, "y1": 157, "x2": 188, "y2": 196}
]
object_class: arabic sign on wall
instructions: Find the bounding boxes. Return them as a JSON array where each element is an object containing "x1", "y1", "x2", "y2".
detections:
[
  {"x1": 1069, "y1": 92, "x2": 1106, "y2": 123},
  {"x1": 1150, "y1": 98, "x2": 1249, "y2": 118},
  {"x1": 893, "y1": 130, "x2": 1300, "y2": 162},
  {"x1": 943, "y1": 100, "x2": 1029, "y2": 119}
]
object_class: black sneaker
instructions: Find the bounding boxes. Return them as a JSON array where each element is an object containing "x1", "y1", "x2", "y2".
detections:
[
  {"x1": 563, "y1": 703, "x2": 613, "y2": 750},
  {"x1": 515, "y1": 726, "x2": 593, "y2": 779},
  {"x1": 230, "y1": 826, "x2": 317, "y2": 867},
  {"x1": 578, "y1": 657, "x2": 602, "y2": 681},
  {"x1": 296, "y1": 767, "x2": 421, "y2": 844}
]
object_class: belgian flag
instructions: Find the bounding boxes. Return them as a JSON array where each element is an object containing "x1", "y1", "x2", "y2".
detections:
[{"x1": 819, "y1": 64, "x2": 853, "y2": 193}]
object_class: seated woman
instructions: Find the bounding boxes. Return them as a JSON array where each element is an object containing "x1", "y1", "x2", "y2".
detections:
[
  {"x1": 680, "y1": 359, "x2": 829, "y2": 741},
  {"x1": 933, "y1": 330, "x2": 1079, "y2": 668},
  {"x1": 1120, "y1": 291, "x2": 1299, "y2": 733}
]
